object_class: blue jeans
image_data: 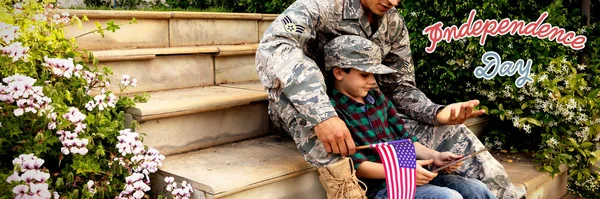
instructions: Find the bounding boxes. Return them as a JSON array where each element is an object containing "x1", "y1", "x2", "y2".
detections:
[{"x1": 370, "y1": 174, "x2": 497, "y2": 199}]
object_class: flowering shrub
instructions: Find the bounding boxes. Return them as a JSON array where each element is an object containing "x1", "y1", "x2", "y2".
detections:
[
  {"x1": 0, "y1": 0, "x2": 190, "y2": 198},
  {"x1": 400, "y1": 0, "x2": 599, "y2": 197}
]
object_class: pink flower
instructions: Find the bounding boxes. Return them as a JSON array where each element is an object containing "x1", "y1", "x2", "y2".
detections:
[
  {"x1": 94, "y1": 94, "x2": 107, "y2": 110},
  {"x1": 12, "y1": 185, "x2": 28, "y2": 195},
  {"x1": 6, "y1": 171, "x2": 21, "y2": 183},
  {"x1": 30, "y1": 183, "x2": 51, "y2": 199},
  {"x1": 1, "y1": 42, "x2": 29, "y2": 62},
  {"x1": 61, "y1": 147, "x2": 70, "y2": 155}
]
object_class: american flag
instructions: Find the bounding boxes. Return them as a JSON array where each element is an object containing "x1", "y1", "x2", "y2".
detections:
[{"x1": 371, "y1": 139, "x2": 416, "y2": 199}]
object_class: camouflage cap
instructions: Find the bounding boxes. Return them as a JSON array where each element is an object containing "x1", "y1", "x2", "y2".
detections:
[{"x1": 324, "y1": 35, "x2": 396, "y2": 74}]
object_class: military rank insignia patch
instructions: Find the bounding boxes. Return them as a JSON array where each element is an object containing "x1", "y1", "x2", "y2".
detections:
[
  {"x1": 402, "y1": 60, "x2": 413, "y2": 72},
  {"x1": 282, "y1": 15, "x2": 305, "y2": 33}
]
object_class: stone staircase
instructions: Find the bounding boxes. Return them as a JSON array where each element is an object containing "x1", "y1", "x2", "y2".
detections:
[{"x1": 64, "y1": 10, "x2": 568, "y2": 199}]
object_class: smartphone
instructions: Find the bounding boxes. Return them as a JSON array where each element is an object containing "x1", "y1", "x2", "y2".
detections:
[{"x1": 431, "y1": 148, "x2": 488, "y2": 173}]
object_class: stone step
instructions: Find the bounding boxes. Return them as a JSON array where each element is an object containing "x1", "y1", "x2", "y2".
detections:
[
  {"x1": 63, "y1": 9, "x2": 277, "y2": 50},
  {"x1": 151, "y1": 135, "x2": 325, "y2": 199},
  {"x1": 151, "y1": 134, "x2": 566, "y2": 199},
  {"x1": 495, "y1": 152, "x2": 568, "y2": 199},
  {"x1": 133, "y1": 82, "x2": 269, "y2": 156},
  {"x1": 93, "y1": 45, "x2": 258, "y2": 94}
]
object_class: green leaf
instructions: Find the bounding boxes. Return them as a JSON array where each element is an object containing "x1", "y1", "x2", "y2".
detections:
[
  {"x1": 106, "y1": 20, "x2": 120, "y2": 32},
  {"x1": 526, "y1": 118, "x2": 542, "y2": 126},
  {"x1": 55, "y1": 177, "x2": 64, "y2": 189},
  {"x1": 521, "y1": 103, "x2": 527, "y2": 109},
  {"x1": 568, "y1": 138, "x2": 579, "y2": 147},
  {"x1": 544, "y1": 166, "x2": 554, "y2": 172},
  {"x1": 581, "y1": 142, "x2": 594, "y2": 148},
  {"x1": 513, "y1": 109, "x2": 524, "y2": 114},
  {"x1": 589, "y1": 88, "x2": 599, "y2": 98}
]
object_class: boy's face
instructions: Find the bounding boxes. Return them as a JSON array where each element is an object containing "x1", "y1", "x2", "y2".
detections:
[
  {"x1": 360, "y1": 0, "x2": 399, "y2": 15},
  {"x1": 333, "y1": 68, "x2": 376, "y2": 99}
]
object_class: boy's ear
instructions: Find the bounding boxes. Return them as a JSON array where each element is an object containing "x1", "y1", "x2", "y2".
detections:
[{"x1": 333, "y1": 67, "x2": 344, "y2": 81}]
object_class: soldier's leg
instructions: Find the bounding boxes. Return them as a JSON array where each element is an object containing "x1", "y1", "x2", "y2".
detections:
[
  {"x1": 269, "y1": 101, "x2": 366, "y2": 198},
  {"x1": 268, "y1": 100, "x2": 341, "y2": 166},
  {"x1": 403, "y1": 118, "x2": 525, "y2": 199}
]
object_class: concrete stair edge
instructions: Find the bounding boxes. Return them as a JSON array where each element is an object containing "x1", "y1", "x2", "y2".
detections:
[
  {"x1": 91, "y1": 44, "x2": 258, "y2": 62},
  {"x1": 62, "y1": 9, "x2": 279, "y2": 20},
  {"x1": 130, "y1": 83, "x2": 267, "y2": 121}
]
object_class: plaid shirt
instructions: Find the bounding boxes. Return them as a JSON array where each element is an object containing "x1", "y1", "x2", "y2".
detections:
[
  {"x1": 329, "y1": 88, "x2": 418, "y2": 167},
  {"x1": 329, "y1": 88, "x2": 418, "y2": 193}
]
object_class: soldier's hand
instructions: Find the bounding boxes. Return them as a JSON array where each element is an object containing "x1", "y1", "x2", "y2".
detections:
[
  {"x1": 416, "y1": 159, "x2": 438, "y2": 186},
  {"x1": 436, "y1": 100, "x2": 485, "y2": 125},
  {"x1": 313, "y1": 116, "x2": 356, "y2": 157}
]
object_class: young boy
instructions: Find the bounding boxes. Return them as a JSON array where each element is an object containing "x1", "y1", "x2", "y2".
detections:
[{"x1": 324, "y1": 35, "x2": 496, "y2": 199}]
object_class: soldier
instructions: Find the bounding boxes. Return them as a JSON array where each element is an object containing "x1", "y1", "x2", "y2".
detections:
[{"x1": 255, "y1": 0, "x2": 525, "y2": 198}]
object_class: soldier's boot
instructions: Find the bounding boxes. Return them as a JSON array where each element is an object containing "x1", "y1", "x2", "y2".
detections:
[{"x1": 317, "y1": 157, "x2": 367, "y2": 199}]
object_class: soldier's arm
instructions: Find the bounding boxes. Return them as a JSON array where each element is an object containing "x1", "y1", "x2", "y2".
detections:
[
  {"x1": 255, "y1": 0, "x2": 337, "y2": 129},
  {"x1": 376, "y1": 13, "x2": 444, "y2": 125}
]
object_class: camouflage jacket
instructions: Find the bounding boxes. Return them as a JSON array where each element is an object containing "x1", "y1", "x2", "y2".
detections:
[{"x1": 255, "y1": 0, "x2": 444, "y2": 130}]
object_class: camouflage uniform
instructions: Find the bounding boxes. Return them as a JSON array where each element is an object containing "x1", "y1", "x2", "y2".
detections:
[{"x1": 255, "y1": 0, "x2": 524, "y2": 198}]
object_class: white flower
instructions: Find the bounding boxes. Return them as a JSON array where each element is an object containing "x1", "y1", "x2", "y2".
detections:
[
  {"x1": 0, "y1": 22, "x2": 20, "y2": 43},
  {"x1": 521, "y1": 123, "x2": 532, "y2": 133},
  {"x1": 512, "y1": 117, "x2": 520, "y2": 128},
  {"x1": 61, "y1": 147, "x2": 70, "y2": 155},
  {"x1": 546, "y1": 138, "x2": 559, "y2": 148},
  {"x1": 517, "y1": 96, "x2": 524, "y2": 101},
  {"x1": 94, "y1": 94, "x2": 108, "y2": 110},
  {"x1": 121, "y1": 74, "x2": 138, "y2": 87},
  {"x1": 12, "y1": 184, "x2": 28, "y2": 195},
  {"x1": 34, "y1": 14, "x2": 48, "y2": 21},
  {"x1": 6, "y1": 171, "x2": 21, "y2": 183},
  {"x1": 47, "y1": 112, "x2": 58, "y2": 130},
  {"x1": 87, "y1": 180, "x2": 95, "y2": 193},
  {"x1": 121, "y1": 75, "x2": 131, "y2": 85},
  {"x1": 577, "y1": 64, "x2": 587, "y2": 70},
  {"x1": 30, "y1": 183, "x2": 51, "y2": 198},
  {"x1": 1, "y1": 42, "x2": 29, "y2": 62},
  {"x1": 13, "y1": 3, "x2": 23, "y2": 14},
  {"x1": 85, "y1": 100, "x2": 96, "y2": 111},
  {"x1": 107, "y1": 93, "x2": 117, "y2": 108},
  {"x1": 539, "y1": 74, "x2": 548, "y2": 81},
  {"x1": 409, "y1": 12, "x2": 417, "y2": 17},
  {"x1": 62, "y1": 107, "x2": 86, "y2": 123},
  {"x1": 43, "y1": 57, "x2": 76, "y2": 78}
]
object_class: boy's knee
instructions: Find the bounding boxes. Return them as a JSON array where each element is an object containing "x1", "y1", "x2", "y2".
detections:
[
  {"x1": 465, "y1": 179, "x2": 496, "y2": 199},
  {"x1": 440, "y1": 189, "x2": 463, "y2": 199},
  {"x1": 419, "y1": 187, "x2": 463, "y2": 199}
]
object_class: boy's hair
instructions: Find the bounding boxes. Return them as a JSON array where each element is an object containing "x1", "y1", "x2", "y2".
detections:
[{"x1": 325, "y1": 67, "x2": 353, "y2": 93}]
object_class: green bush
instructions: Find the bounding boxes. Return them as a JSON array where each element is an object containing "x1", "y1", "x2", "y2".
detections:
[{"x1": 399, "y1": 0, "x2": 599, "y2": 197}]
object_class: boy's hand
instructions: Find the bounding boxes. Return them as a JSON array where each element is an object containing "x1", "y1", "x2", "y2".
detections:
[
  {"x1": 442, "y1": 161, "x2": 464, "y2": 173},
  {"x1": 433, "y1": 152, "x2": 464, "y2": 173},
  {"x1": 314, "y1": 116, "x2": 356, "y2": 157},
  {"x1": 416, "y1": 159, "x2": 438, "y2": 186}
]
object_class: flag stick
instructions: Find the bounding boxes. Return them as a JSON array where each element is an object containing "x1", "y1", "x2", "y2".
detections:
[{"x1": 356, "y1": 145, "x2": 370, "y2": 150}]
